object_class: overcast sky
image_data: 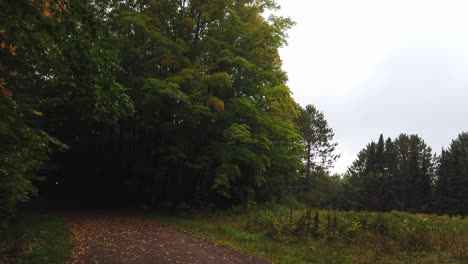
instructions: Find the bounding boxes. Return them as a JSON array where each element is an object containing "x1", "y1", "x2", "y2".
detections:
[{"x1": 271, "y1": 0, "x2": 468, "y2": 173}]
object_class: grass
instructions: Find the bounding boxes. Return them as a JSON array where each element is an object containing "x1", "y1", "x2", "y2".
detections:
[
  {"x1": 0, "y1": 214, "x2": 72, "y2": 264},
  {"x1": 150, "y1": 213, "x2": 324, "y2": 264},
  {"x1": 0, "y1": 206, "x2": 464, "y2": 264},
  {"x1": 148, "y1": 207, "x2": 468, "y2": 264}
]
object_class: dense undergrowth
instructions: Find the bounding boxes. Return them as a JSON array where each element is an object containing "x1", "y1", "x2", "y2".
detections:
[
  {"x1": 0, "y1": 214, "x2": 71, "y2": 264},
  {"x1": 152, "y1": 204, "x2": 468, "y2": 264}
]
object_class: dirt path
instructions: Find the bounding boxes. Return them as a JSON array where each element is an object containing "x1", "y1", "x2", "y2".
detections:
[{"x1": 66, "y1": 213, "x2": 270, "y2": 264}]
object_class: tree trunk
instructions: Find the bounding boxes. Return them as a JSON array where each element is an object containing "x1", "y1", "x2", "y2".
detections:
[
  {"x1": 190, "y1": 9, "x2": 202, "y2": 61},
  {"x1": 305, "y1": 141, "x2": 312, "y2": 191}
]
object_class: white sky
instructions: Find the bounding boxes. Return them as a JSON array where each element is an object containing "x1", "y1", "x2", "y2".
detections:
[{"x1": 271, "y1": 0, "x2": 468, "y2": 173}]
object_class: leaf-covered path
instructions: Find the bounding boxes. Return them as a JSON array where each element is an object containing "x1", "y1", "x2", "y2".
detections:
[{"x1": 66, "y1": 213, "x2": 270, "y2": 264}]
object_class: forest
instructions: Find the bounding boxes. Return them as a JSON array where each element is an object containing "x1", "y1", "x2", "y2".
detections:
[{"x1": 1, "y1": 0, "x2": 467, "y2": 263}]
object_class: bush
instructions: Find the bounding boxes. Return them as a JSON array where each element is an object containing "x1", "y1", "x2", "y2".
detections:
[{"x1": 243, "y1": 204, "x2": 468, "y2": 261}]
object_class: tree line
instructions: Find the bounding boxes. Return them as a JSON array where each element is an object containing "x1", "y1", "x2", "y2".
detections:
[
  {"x1": 303, "y1": 132, "x2": 468, "y2": 216},
  {"x1": 1, "y1": 0, "x2": 466, "y2": 225},
  {"x1": 266, "y1": 99, "x2": 467, "y2": 216}
]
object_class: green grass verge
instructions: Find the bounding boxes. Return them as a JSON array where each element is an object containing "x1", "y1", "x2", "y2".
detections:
[
  {"x1": 149, "y1": 212, "x2": 465, "y2": 264},
  {"x1": 0, "y1": 214, "x2": 72, "y2": 264}
]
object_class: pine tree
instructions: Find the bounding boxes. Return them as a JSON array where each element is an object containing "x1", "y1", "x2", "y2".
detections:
[
  {"x1": 394, "y1": 134, "x2": 433, "y2": 212},
  {"x1": 297, "y1": 104, "x2": 339, "y2": 189},
  {"x1": 347, "y1": 134, "x2": 434, "y2": 212},
  {"x1": 383, "y1": 137, "x2": 398, "y2": 210},
  {"x1": 375, "y1": 134, "x2": 385, "y2": 174},
  {"x1": 434, "y1": 132, "x2": 468, "y2": 215}
]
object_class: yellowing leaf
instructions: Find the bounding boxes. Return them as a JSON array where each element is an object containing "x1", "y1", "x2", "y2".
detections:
[
  {"x1": 208, "y1": 96, "x2": 224, "y2": 113},
  {"x1": 33, "y1": 110, "x2": 44, "y2": 117}
]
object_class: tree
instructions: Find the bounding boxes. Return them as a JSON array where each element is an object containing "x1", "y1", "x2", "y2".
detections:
[
  {"x1": 35, "y1": 0, "x2": 301, "y2": 207},
  {"x1": 297, "y1": 105, "x2": 339, "y2": 189},
  {"x1": 433, "y1": 132, "x2": 468, "y2": 215},
  {"x1": 347, "y1": 134, "x2": 434, "y2": 212},
  {"x1": 1, "y1": 0, "x2": 303, "y2": 211},
  {"x1": 394, "y1": 134, "x2": 434, "y2": 212},
  {"x1": 0, "y1": 0, "x2": 134, "y2": 220}
]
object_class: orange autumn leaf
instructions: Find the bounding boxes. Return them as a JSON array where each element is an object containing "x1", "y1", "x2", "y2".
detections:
[
  {"x1": 209, "y1": 97, "x2": 224, "y2": 113},
  {"x1": 8, "y1": 44, "x2": 16, "y2": 56},
  {"x1": 41, "y1": 0, "x2": 67, "y2": 18},
  {"x1": 213, "y1": 100, "x2": 224, "y2": 113},
  {"x1": 0, "y1": 86, "x2": 13, "y2": 100},
  {"x1": 43, "y1": 1, "x2": 51, "y2": 16}
]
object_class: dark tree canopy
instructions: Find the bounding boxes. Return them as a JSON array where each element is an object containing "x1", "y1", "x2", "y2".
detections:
[
  {"x1": 0, "y1": 0, "x2": 302, "y2": 216},
  {"x1": 433, "y1": 132, "x2": 468, "y2": 215},
  {"x1": 347, "y1": 134, "x2": 434, "y2": 212}
]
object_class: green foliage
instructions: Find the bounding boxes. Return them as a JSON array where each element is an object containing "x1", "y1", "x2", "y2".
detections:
[
  {"x1": 0, "y1": 214, "x2": 71, "y2": 264},
  {"x1": 302, "y1": 172, "x2": 345, "y2": 208},
  {"x1": 224, "y1": 123, "x2": 253, "y2": 144},
  {"x1": 0, "y1": 0, "x2": 135, "y2": 221},
  {"x1": 151, "y1": 206, "x2": 468, "y2": 264},
  {"x1": 43, "y1": 0, "x2": 303, "y2": 206},
  {"x1": 297, "y1": 104, "x2": 339, "y2": 191},
  {"x1": 212, "y1": 163, "x2": 241, "y2": 198},
  {"x1": 0, "y1": 0, "x2": 303, "y2": 209},
  {"x1": 246, "y1": 205, "x2": 468, "y2": 261},
  {"x1": 0, "y1": 98, "x2": 65, "y2": 220},
  {"x1": 434, "y1": 132, "x2": 468, "y2": 215},
  {"x1": 1, "y1": 0, "x2": 465, "y2": 222},
  {"x1": 347, "y1": 134, "x2": 434, "y2": 212}
]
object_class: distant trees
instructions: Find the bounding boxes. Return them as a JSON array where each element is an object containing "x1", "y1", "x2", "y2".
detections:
[
  {"x1": 347, "y1": 134, "x2": 435, "y2": 212},
  {"x1": 343, "y1": 132, "x2": 468, "y2": 216},
  {"x1": 433, "y1": 132, "x2": 468, "y2": 215},
  {"x1": 297, "y1": 105, "x2": 339, "y2": 188}
]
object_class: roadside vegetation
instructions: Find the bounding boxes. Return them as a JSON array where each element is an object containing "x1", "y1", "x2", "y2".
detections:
[
  {"x1": 151, "y1": 205, "x2": 468, "y2": 264},
  {"x1": 0, "y1": 214, "x2": 71, "y2": 264}
]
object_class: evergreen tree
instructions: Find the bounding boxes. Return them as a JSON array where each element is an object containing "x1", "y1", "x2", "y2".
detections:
[
  {"x1": 297, "y1": 104, "x2": 339, "y2": 189},
  {"x1": 375, "y1": 134, "x2": 385, "y2": 174},
  {"x1": 394, "y1": 134, "x2": 434, "y2": 212},
  {"x1": 347, "y1": 134, "x2": 434, "y2": 212},
  {"x1": 383, "y1": 137, "x2": 398, "y2": 210},
  {"x1": 434, "y1": 132, "x2": 468, "y2": 215}
]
